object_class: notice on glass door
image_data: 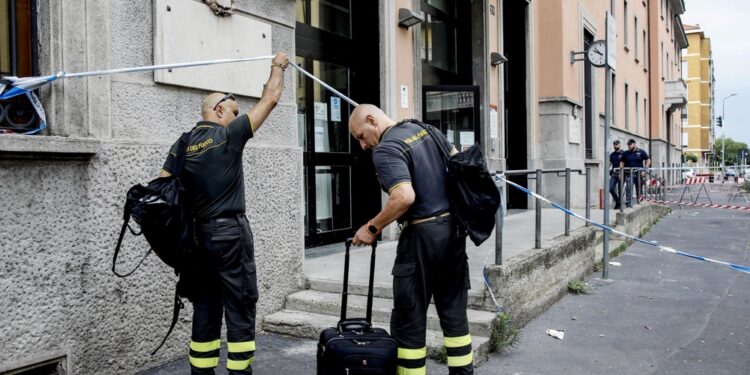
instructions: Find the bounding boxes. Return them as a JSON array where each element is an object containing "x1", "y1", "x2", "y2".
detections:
[
  {"x1": 314, "y1": 102, "x2": 328, "y2": 121},
  {"x1": 460, "y1": 131, "x2": 474, "y2": 150},
  {"x1": 330, "y1": 97, "x2": 341, "y2": 122}
]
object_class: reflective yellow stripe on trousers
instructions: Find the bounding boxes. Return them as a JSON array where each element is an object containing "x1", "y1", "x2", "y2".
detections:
[
  {"x1": 226, "y1": 340, "x2": 256, "y2": 371},
  {"x1": 444, "y1": 334, "x2": 474, "y2": 367},
  {"x1": 397, "y1": 347, "x2": 426, "y2": 360},
  {"x1": 189, "y1": 339, "x2": 220, "y2": 368},
  {"x1": 397, "y1": 365, "x2": 426, "y2": 375},
  {"x1": 227, "y1": 357, "x2": 255, "y2": 371},
  {"x1": 397, "y1": 347, "x2": 426, "y2": 375},
  {"x1": 189, "y1": 356, "x2": 220, "y2": 368},
  {"x1": 227, "y1": 340, "x2": 256, "y2": 353}
]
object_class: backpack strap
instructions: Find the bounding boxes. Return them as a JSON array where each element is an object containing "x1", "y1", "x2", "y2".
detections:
[
  {"x1": 409, "y1": 119, "x2": 452, "y2": 164},
  {"x1": 112, "y1": 212, "x2": 153, "y2": 278},
  {"x1": 172, "y1": 131, "x2": 193, "y2": 176},
  {"x1": 151, "y1": 286, "x2": 184, "y2": 355}
]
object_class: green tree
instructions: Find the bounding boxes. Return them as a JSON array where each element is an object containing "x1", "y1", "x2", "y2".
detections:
[
  {"x1": 684, "y1": 153, "x2": 698, "y2": 163},
  {"x1": 713, "y1": 137, "x2": 749, "y2": 165}
]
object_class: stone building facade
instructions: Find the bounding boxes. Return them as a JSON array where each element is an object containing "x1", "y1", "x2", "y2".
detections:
[{"x1": 1, "y1": 1, "x2": 302, "y2": 373}]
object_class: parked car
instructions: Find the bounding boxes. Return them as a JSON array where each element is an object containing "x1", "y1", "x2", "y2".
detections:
[{"x1": 725, "y1": 168, "x2": 737, "y2": 177}]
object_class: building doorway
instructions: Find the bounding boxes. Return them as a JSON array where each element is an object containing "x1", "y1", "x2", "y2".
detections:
[
  {"x1": 503, "y1": 0, "x2": 529, "y2": 209},
  {"x1": 423, "y1": 86, "x2": 480, "y2": 150},
  {"x1": 295, "y1": 0, "x2": 381, "y2": 248},
  {"x1": 420, "y1": 0, "x2": 479, "y2": 145}
]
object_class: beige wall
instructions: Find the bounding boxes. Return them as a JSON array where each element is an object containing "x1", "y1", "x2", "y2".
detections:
[
  {"x1": 536, "y1": 0, "x2": 652, "y2": 138},
  {"x1": 612, "y1": 0, "x2": 652, "y2": 139},
  {"x1": 683, "y1": 29, "x2": 713, "y2": 157},
  {"x1": 488, "y1": 0, "x2": 500, "y2": 121},
  {"x1": 536, "y1": 0, "x2": 565, "y2": 99},
  {"x1": 648, "y1": 0, "x2": 685, "y2": 146},
  {"x1": 395, "y1": 0, "x2": 415, "y2": 120}
]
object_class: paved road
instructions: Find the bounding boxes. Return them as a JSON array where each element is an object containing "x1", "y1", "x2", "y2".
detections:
[{"x1": 479, "y1": 197, "x2": 750, "y2": 375}]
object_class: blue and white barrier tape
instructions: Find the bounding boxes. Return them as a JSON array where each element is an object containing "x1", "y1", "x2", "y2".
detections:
[
  {"x1": 496, "y1": 175, "x2": 750, "y2": 275},
  {"x1": 482, "y1": 188, "x2": 505, "y2": 314}
]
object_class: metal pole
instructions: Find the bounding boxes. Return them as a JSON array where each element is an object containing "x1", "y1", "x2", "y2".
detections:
[
  {"x1": 585, "y1": 167, "x2": 591, "y2": 227},
  {"x1": 603, "y1": 60, "x2": 612, "y2": 279},
  {"x1": 721, "y1": 93, "x2": 739, "y2": 175},
  {"x1": 628, "y1": 168, "x2": 634, "y2": 207},
  {"x1": 619, "y1": 167, "x2": 624, "y2": 213},
  {"x1": 664, "y1": 166, "x2": 669, "y2": 201},
  {"x1": 565, "y1": 168, "x2": 571, "y2": 236},
  {"x1": 635, "y1": 168, "x2": 640, "y2": 205},
  {"x1": 535, "y1": 169, "x2": 542, "y2": 249},
  {"x1": 495, "y1": 172, "x2": 504, "y2": 265}
]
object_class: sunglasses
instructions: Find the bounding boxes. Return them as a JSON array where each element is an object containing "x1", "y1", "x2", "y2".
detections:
[{"x1": 213, "y1": 93, "x2": 236, "y2": 112}]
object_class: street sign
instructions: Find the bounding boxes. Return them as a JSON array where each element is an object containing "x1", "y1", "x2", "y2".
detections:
[{"x1": 606, "y1": 12, "x2": 616, "y2": 70}]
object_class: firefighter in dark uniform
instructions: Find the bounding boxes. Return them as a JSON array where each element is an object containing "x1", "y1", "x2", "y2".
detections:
[
  {"x1": 609, "y1": 140, "x2": 623, "y2": 209},
  {"x1": 350, "y1": 104, "x2": 473, "y2": 375},
  {"x1": 160, "y1": 52, "x2": 288, "y2": 374},
  {"x1": 619, "y1": 138, "x2": 651, "y2": 208}
]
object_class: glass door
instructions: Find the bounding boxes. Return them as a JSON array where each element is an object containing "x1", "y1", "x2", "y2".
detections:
[
  {"x1": 296, "y1": 57, "x2": 353, "y2": 237},
  {"x1": 296, "y1": 0, "x2": 381, "y2": 248},
  {"x1": 422, "y1": 86, "x2": 481, "y2": 149}
]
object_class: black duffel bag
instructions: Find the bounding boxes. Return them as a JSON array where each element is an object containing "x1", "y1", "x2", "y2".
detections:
[
  {"x1": 112, "y1": 130, "x2": 197, "y2": 354},
  {"x1": 414, "y1": 121, "x2": 501, "y2": 246}
]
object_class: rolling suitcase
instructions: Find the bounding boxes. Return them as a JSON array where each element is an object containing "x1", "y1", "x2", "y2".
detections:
[{"x1": 316, "y1": 239, "x2": 397, "y2": 375}]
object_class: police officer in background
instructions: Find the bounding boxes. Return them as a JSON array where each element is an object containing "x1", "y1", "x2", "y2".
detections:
[
  {"x1": 160, "y1": 52, "x2": 288, "y2": 375},
  {"x1": 620, "y1": 138, "x2": 651, "y2": 208},
  {"x1": 609, "y1": 140, "x2": 623, "y2": 209},
  {"x1": 349, "y1": 104, "x2": 474, "y2": 375}
]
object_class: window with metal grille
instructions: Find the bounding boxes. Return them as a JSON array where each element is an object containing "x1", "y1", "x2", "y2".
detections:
[{"x1": 1, "y1": 0, "x2": 38, "y2": 135}]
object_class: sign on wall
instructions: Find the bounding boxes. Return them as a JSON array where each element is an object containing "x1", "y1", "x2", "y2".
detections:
[
  {"x1": 154, "y1": 0, "x2": 273, "y2": 98},
  {"x1": 606, "y1": 12, "x2": 616, "y2": 71}
]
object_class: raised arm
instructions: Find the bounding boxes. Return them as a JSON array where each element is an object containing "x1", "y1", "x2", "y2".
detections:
[{"x1": 248, "y1": 52, "x2": 288, "y2": 133}]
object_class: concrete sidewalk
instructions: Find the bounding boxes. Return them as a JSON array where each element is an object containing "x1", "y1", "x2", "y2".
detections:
[{"x1": 305, "y1": 208, "x2": 611, "y2": 292}]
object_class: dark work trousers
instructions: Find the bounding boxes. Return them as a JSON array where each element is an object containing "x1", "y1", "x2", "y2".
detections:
[
  {"x1": 625, "y1": 173, "x2": 640, "y2": 207},
  {"x1": 609, "y1": 174, "x2": 621, "y2": 206},
  {"x1": 391, "y1": 215, "x2": 473, "y2": 375},
  {"x1": 189, "y1": 215, "x2": 258, "y2": 375}
]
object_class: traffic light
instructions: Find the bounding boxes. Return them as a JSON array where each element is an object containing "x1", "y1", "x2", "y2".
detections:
[{"x1": 717, "y1": 116, "x2": 723, "y2": 127}]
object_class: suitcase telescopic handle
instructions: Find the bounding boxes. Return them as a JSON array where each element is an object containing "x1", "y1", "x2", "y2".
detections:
[{"x1": 341, "y1": 238, "x2": 377, "y2": 323}]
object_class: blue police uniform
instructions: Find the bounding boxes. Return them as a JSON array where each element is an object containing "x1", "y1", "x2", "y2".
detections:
[
  {"x1": 609, "y1": 150, "x2": 623, "y2": 207},
  {"x1": 621, "y1": 148, "x2": 650, "y2": 207}
]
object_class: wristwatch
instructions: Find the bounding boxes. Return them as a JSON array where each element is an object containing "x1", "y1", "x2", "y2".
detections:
[{"x1": 367, "y1": 221, "x2": 381, "y2": 236}]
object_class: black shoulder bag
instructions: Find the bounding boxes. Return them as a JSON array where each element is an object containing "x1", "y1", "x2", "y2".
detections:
[
  {"x1": 412, "y1": 120, "x2": 501, "y2": 246},
  {"x1": 112, "y1": 130, "x2": 195, "y2": 354}
]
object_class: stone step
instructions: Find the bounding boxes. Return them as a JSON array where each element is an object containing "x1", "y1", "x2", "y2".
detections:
[
  {"x1": 284, "y1": 290, "x2": 497, "y2": 338},
  {"x1": 262, "y1": 310, "x2": 492, "y2": 365},
  {"x1": 307, "y1": 278, "x2": 490, "y2": 310}
]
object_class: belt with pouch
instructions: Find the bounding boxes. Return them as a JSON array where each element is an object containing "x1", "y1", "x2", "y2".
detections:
[
  {"x1": 195, "y1": 213, "x2": 246, "y2": 225},
  {"x1": 403, "y1": 211, "x2": 451, "y2": 228}
]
